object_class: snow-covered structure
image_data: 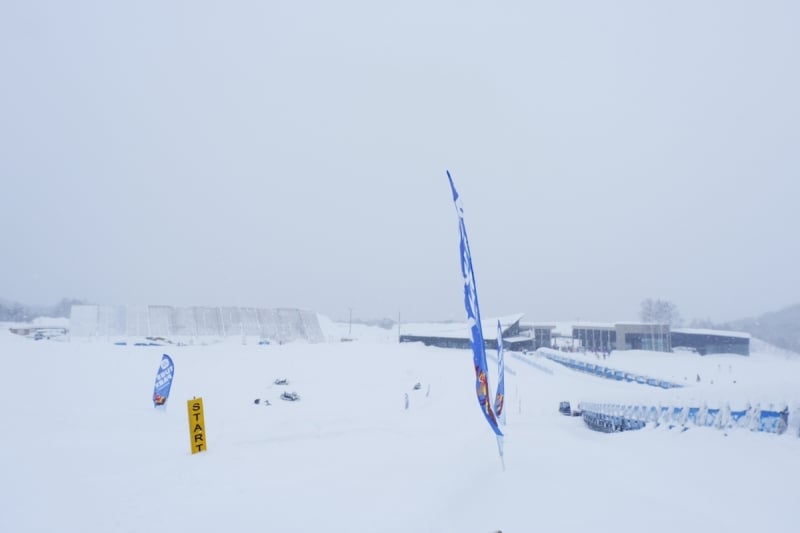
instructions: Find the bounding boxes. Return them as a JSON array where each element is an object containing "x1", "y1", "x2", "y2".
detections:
[
  {"x1": 69, "y1": 304, "x2": 324, "y2": 343},
  {"x1": 398, "y1": 313, "x2": 549, "y2": 351}
]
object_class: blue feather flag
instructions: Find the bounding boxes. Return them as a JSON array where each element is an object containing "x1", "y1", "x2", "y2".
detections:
[
  {"x1": 446, "y1": 171, "x2": 503, "y2": 438},
  {"x1": 152, "y1": 353, "x2": 174, "y2": 408},
  {"x1": 494, "y1": 320, "x2": 506, "y2": 425}
]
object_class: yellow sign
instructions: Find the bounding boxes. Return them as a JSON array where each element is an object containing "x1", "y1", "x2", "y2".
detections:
[{"x1": 187, "y1": 397, "x2": 207, "y2": 454}]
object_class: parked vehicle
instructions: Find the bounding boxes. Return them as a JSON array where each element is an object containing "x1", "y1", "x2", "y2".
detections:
[
  {"x1": 559, "y1": 401, "x2": 582, "y2": 417},
  {"x1": 280, "y1": 391, "x2": 300, "y2": 402}
]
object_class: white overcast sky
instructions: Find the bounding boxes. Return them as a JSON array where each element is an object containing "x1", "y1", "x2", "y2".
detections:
[{"x1": 1, "y1": 1, "x2": 798, "y2": 323}]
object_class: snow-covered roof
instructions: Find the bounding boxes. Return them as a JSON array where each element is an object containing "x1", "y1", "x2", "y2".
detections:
[
  {"x1": 672, "y1": 328, "x2": 751, "y2": 339},
  {"x1": 400, "y1": 313, "x2": 525, "y2": 340}
]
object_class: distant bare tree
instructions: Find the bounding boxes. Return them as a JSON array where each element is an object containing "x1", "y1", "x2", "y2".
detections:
[
  {"x1": 639, "y1": 298, "x2": 681, "y2": 352},
  {"x1": 0, "y1": 296, "x2": 88, "y2": 322},
  {"x1": 0, "y1": 300, "x2": 29, "y2": 322},
  {"x1": 655, "y1": 300, "x2": 681, "y2": 327},
  {"x1": 639, "y1": 298, "x2": 681, "y2": 326},
  {"x1": 640, "y1": 298, "x2": 656, "y2": 323}
]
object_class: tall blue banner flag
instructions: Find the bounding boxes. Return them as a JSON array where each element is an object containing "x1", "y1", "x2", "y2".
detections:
[
  {"x1": 494, "y1": 320, "x2": 506, "y2": 424},
  {"x1": 447, "y1": 171, "x2": 503, "y2": 438},
  {"x1": 152, "y1": 353, "x2": 174, "y2": 408}
]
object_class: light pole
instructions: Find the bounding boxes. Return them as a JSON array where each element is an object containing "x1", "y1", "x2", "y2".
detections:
[{"x1": 348, "y1": 307, "x2": 353, "y2": 336}]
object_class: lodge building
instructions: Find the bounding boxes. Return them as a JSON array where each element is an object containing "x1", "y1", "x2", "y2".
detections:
[{"x1": 399, "y1": 315, "x2": 750, "y2": 356}]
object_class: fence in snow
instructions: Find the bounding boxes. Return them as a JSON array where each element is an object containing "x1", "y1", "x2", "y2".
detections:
[
  {"x1": 538, "y1": 349, "x2": 684, "y2": 389},
  {"x1": 579, "y1": 402, "x2": 790, "y2": 435}
]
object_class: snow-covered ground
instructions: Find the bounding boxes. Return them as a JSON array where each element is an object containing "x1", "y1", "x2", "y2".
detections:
[{"x1": 1, "y1": 319, "x2": 799, "y2": 532}]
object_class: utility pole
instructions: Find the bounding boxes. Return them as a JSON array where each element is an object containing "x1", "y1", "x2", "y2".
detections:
[{"x1": 348, "y1": 307, "x2": 353, "y2": 336}]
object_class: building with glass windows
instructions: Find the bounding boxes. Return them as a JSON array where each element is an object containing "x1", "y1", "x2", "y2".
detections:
[
  {"x1": 572, "y1": 323, "x2": 616, "y2": 352},
  {"x1": 570, "y1": 323, "x2": 749, "y2": 355},
  {"x1": 670, "y1": 328, "x2": 750, "y2": 355},
  {"x1": 616, "y1": 323, "x2": 672, "y2": 352},
  {"x1": 572, "y1": 322, "x2": 671, "y2": 352},
  {"x1": 397, "y1": 315, "x2": 749, "y2": 356}
]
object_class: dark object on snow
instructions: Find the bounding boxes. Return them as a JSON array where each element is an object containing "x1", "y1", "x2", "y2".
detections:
[
  {"x1": 254, "y1": 398, "x2": 260, "y2": 405},
  {"x1": 280, "y1": 391, "x2": 300, "y2": 402},
  {"x1": 558, "y1": 401, "x2": 572, "y2": 416},
  {"x1": 413, "y1": 382, "x2": 422, "y2": 390},
  {"x1": 274, "y1": 378, "x2": 289, "y2": 386}
]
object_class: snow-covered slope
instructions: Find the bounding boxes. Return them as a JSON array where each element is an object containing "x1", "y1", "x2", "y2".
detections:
[{"x1": 1, "y1": 324, "x2": 798, "y2": 533}]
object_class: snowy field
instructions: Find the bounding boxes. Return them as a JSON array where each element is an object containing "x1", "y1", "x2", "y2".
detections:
[{"x1": 2, "y1": 320, "x2": 799, "y2": 533}]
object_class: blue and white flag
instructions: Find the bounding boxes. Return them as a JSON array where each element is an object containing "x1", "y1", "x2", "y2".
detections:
[
  {"x1": 152, "y1": 353, "x2": 174, "y2": 408},
  {"x1": 494, "y1": 320, "x2": 506, "y2": 425},
  {"x1": 447, "y1": 171, "x2": 503, "y2": 438}
]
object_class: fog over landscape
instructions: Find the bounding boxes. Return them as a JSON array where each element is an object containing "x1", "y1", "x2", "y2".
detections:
[
  {"x1": 5, "y1": 7, "x2": 800, "y2": 533},
  {"x1": 2, "y1": 2, "x2": 799, "y2": 323}
]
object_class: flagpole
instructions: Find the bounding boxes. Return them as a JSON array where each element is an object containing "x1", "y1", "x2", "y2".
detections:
[
  {"x1": 496, "y1": 435, "x2": 505, "y2": 471},
  {"x1": 446, "y1": 170, "x2": 504, "y2": 469}
]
